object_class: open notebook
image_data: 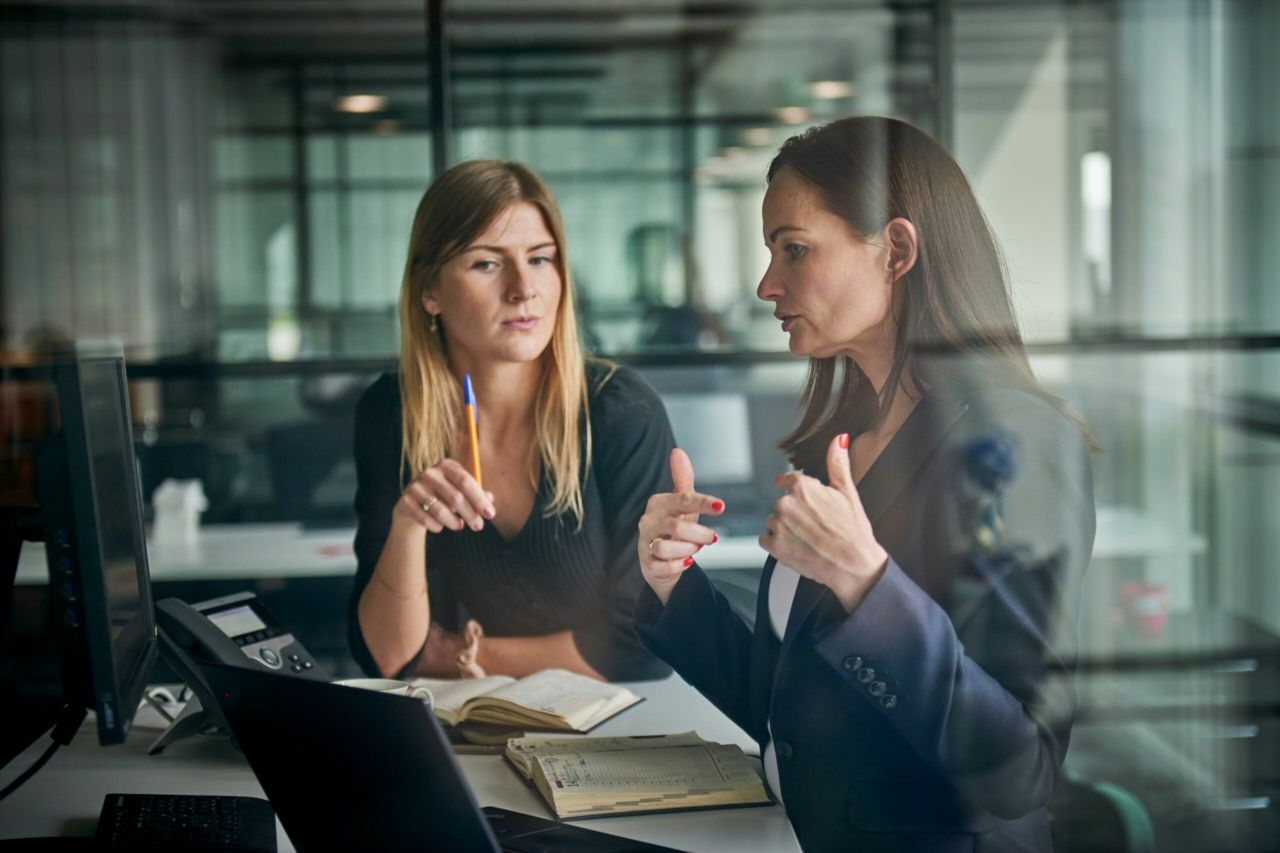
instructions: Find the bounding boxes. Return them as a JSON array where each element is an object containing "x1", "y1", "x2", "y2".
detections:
[{"x1": 410, "y1": 668, "x2": 641, "y2": 733}]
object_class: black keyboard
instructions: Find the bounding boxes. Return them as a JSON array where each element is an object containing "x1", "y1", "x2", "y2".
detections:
[{"x1": 96, "y1": 793, "x2": 277, "y2": 852}]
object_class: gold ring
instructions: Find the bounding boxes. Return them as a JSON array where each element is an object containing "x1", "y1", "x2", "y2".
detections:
[
  {"x1": 647, "y1": 537, "x2": 662, "y2": 557},
  {"x1": 421, "y1": 496, "x2": 438, "y2": 513}
]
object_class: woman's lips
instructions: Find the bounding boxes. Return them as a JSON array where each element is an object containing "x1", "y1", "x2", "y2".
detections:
[
  {"x1": 502, "y1": 316, "x2": 539, "y2": 331},
  {"x1": 777, "y1": 314, "x2": 798, "y2": 332}
]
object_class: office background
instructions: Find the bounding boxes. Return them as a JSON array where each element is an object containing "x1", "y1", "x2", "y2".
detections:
[{"x1": 1, "y1": 0, "x2": 1278, "y2": 849}]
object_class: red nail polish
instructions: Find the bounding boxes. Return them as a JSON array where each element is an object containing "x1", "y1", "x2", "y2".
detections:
[
  {"x1": 683, "y1": 557, "x2": 694, "y2": 567},
  {"x1": 838, "y1": 433, "x2": 850, "y2": 450},
  {"x1": 711, "y1": 533, "x2": 718, "y2": 544},
  {"x1": 710, "y1": 500, "x2": 724, "y2": 513}
]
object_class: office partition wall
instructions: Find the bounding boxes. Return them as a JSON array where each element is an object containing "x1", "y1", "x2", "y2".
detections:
[{"x1": 2, "y1": 2, "x2": 1279, "y2": 849}]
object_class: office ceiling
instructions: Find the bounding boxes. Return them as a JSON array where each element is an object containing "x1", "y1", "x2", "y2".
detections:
[{"x1": 1, "y1": 0, "x2": 1109, "y2": 130}]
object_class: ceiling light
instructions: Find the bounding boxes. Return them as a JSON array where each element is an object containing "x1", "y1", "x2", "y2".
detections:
[
  {"x1": 773, "y1": 106, "x2": 810, "y2": 125},
  {"x1": 334, "y1": 94, "x2": 387, "y2": 114},
  {"x1": 808, "y1": 80, "x2": 856, "y2": 100}
]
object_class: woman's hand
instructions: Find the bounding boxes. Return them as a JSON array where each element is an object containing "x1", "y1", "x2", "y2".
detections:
[
  {"x1": 761, "y1": 433, "x2": 889, "y2": 613},
  {"x1": 456, "y1": 620, "x2": 485, "y2": 678},
  {"x1": 394, "y1": 459, "x2": 495, "y2": 533},
  {"x1": 637, "y1": 449, "x2": 724, "y2": 606},
  {"x1": 418, "y1": 620, "x2": 486, "y2": 678}
]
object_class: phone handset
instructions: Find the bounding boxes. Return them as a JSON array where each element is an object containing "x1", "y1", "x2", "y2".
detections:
[
  {"x1": 156, "y1": 598, "x2": 252, "y2": 670},
  {"x1": 149, "y1": 594, "x2": 329, "y2": 755}
]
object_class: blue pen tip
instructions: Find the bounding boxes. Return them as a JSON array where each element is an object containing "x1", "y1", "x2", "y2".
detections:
[{"x1": 464, "y1": 374, "x2": 475, "y2": 405}]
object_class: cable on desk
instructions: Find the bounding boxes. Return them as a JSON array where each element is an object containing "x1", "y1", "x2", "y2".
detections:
[{"x1": 0, "y1": 705, "x2": 87, "y2": 802}]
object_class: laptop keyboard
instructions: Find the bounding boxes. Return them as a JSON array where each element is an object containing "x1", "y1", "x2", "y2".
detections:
[{"x1": 96, "y1": 792, "x2": 277, "y2": 852}]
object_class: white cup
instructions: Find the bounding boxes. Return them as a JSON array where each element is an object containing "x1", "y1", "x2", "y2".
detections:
[{"x1": 332, "y1": 677, "x2": 432, "y2": 705}]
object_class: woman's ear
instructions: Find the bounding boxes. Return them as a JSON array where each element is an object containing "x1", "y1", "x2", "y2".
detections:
[
  {"x1": 420, "y1": 288, "x2": 439, "y2": 319},
  {"x1": 883, "y1": 217, "x2": 919, "y2": 283}
]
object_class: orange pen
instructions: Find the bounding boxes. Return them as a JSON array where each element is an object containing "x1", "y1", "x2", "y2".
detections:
[{"x1": 463, "y1": 374, "x2": 483, "y2": 488}]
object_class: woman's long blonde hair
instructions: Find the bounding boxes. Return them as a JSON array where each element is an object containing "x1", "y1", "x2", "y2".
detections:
[{"x1": 397, "y1": 160, "x2": 596, "y2": 526}]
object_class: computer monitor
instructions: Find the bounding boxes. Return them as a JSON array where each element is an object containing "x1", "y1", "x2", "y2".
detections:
[
  {"x1": 31, "y1": 343, "x2": 158, "y2": 745},
  {"x1": 662, "y1": 393, "x2": 754, "y2": 485}
]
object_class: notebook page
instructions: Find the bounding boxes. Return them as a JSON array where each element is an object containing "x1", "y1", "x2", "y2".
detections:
[
  {"x1": 410, "y1": 675, "x2": 514, "y2": 717},
  {"x1": 535, "y1": 744, "x2": 758, "y2": 796},
  {"x1": 507, "y1": 732, "x2": 706, "y2": 777},
  {"x1": 482, "y1": 669, "x2": 636, "y2": 724}
]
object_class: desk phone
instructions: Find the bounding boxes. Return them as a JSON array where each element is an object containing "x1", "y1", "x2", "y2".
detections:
[
  {"x1": 149, "y1": 592, "x2": 329, "y2": 754},
  {"x1": 189, "y1": 591, "x2": 325, "y2": 677}
]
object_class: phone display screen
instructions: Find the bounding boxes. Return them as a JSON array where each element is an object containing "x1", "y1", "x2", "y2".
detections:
[{"x1": 207, "y1": 604, "x2": 268, "y2": 639}]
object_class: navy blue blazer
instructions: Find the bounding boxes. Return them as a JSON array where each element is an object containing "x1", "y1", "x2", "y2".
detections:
[{"x1": 635, "y1": 387, "x2": 1095, "y2": 852}]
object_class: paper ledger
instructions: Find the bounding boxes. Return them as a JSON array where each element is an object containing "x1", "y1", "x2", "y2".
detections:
[{"x1": 504, "y1": 731, "x2": 772, "y2": 819}]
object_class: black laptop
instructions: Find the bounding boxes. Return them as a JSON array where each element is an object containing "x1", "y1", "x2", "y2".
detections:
[{"x1": 198, "y1": 662, "x2": 681, "y2": 853}]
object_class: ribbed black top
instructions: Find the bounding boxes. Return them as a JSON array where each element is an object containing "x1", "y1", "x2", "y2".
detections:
[{"x1": 348, "y1": 363, "x2": 675, "y2": 681}]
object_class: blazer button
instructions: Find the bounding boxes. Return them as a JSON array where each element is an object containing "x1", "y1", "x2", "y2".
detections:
[
  {"x1": 842, "y1": 655, "x2": 863, "y2": 672},
  {"x1": 774, "y1": 741, "x2": 794, "y2": 761},
  {"x1": 880, "y1": 694, "x2": 898, "y2": 709},
  {"x1": 869, "y1": 681, "x2": 887, "y2": 697},
  {"x1": 856, "y1": 666, "x2": 875, "y2": 684}
]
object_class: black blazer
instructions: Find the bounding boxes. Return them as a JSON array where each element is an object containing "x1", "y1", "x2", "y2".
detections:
[{"x1": 636, "y1": 387, "x2": 1095, "y2": 852}]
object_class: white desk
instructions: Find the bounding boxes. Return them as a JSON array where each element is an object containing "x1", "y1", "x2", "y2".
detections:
[
  {"x1": 15, "y1": 524, "x2": 360, "y2": 583},
  {"x1": 14, "y1": 504, "x2": 1203, "y2": 585},
  {"x1": 13, "y1": 522, "x2": 763, "y2": 583},
  {"x1": 15, "y1": 502, "x2": 1203, "y2": 589},
  {"x1": 0, "y1": 674, "x2": 800, "y2": 852}
]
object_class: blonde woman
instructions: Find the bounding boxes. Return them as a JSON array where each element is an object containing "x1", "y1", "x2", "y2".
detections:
[{"x1": 350, "y1": 160, "x2": 675, "y2": 682}]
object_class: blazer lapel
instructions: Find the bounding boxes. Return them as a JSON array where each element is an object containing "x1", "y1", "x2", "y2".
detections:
[
  {"x1": 755, "y1": 556, "x2": 777, "y2": 629},
  {"x1": 856, "y1": 395, "x2": 966, "y2": 523},
  {"x1": 779, "y1": 575, "x2": 826, "y2": 653},
  {"x1": 779, "y1": 395, "x2": 970, "y2": 650},
  {"x1": 749, "y1": 555, "x2": 780, "y2": 736}
]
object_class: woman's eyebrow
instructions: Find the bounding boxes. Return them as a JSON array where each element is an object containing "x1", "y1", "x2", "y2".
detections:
[
  {"x1": 464, "y1": 241, "x2": 557, "y2": 254},
  {"x1": 767, "y1": 226, "x2": 804, "y2": 244}
]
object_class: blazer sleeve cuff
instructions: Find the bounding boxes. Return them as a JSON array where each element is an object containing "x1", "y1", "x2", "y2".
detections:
[
  {"x1": 810, "y1": 558, "x2": 951, "y2": 713},
  {"x1": 633, "y1": 563, "x2": 715, "y2": 648}
]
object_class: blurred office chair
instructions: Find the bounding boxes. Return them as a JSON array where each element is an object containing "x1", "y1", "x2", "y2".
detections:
[
  {"x1": 263, "y1": 417, "x2": 355, "y2": 527},
  {"x1": 1050, "y1": 770, "x2": 1157, "y2": 853}
]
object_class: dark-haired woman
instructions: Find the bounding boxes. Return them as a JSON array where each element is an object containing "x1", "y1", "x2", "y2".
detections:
[{"x1": 635, "y1": 117, "x2": 1094, "y2": 851}]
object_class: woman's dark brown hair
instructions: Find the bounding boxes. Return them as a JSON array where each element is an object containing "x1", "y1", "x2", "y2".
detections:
[{"x1": 768, "y1": 115, "x2": 1092, "y2": 465}]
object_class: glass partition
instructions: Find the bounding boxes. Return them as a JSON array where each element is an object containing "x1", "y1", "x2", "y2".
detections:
[{"x1": 2, "y1": 1, "x2": 1278, "y2": 848}]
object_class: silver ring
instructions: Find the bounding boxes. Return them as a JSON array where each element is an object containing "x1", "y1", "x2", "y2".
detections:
[
  {"x1": 421, "y1": 496, "x2": 438, "y2": 513},
  {"x1": 647, "y1": 537, "x2": 662, "y2": 557}
]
